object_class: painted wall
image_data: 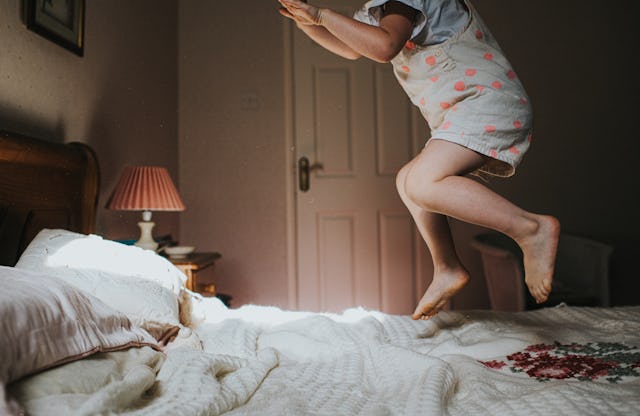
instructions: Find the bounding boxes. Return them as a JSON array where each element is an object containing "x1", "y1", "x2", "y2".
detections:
[
  {"x1": 0, "y1": 0, "x2": 179, "y2": 241},
  {"x1": 178, "y1": 2, "x2": 290, "y2": 308}
]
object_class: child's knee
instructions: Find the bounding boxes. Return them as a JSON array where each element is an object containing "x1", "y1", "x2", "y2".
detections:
[
  {"x1": 397, "y1": 158, "x2": 442, "y2": 208},
  {"x1": 404, "y1": 166, "x2": 439, "y2": 208},
  {"x1": 395, "y1": 163, "x2": 411, "y2": 198}
]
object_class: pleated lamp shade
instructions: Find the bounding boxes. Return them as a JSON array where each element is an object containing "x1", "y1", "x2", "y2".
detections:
[
  {"x1": 106, "y1": 166, "x2": 185, "y2": 212},
  {"x1": 106, "y1": 166, "x2": 185, "y2": 251}
]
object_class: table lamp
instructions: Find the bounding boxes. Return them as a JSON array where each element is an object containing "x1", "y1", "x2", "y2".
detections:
[{"x1": 105, "y1": 166, "x2": 186, "y2": 251}]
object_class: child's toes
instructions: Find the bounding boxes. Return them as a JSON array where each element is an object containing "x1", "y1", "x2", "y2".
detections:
[{"x1": 412, "y1": 304, "x2": 434, "y2": 320}]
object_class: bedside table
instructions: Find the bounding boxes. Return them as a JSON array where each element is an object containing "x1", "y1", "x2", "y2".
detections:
[{"x1": 168, "y1": 252, "x2": 221, "y2": 295}]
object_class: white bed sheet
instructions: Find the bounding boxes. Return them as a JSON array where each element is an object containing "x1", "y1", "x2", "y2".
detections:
[{"x1": 8, "y1": 298, "x2": 640, "y2": 415}]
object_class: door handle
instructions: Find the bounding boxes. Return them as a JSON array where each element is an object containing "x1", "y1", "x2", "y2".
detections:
[{"x1": 298, "y1": 157, "x2": 323, "y2": 192}]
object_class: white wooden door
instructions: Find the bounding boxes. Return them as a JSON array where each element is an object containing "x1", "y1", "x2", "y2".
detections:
[{"x1": 291, "y1": 0, "x2": 432, "y2": 314}]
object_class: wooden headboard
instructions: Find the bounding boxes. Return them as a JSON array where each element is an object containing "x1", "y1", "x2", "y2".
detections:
[{"x1": 0, "y1": 130, "x2": 99, "y2": 266}]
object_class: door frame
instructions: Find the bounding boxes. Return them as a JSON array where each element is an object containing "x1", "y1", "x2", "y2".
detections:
[{"x1": 283, "y1": 19, "x2": 299, "y2": 309}]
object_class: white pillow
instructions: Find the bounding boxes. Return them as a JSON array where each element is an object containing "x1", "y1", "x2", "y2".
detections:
[
  {"x1": 0, "y1": 266, "x2": 159, "y2": 384},
  {"x1": 15, "y1": 229, "x2": 187, "y2": 341}
]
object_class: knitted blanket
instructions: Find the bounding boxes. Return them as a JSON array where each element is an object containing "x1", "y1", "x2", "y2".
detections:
[
  {"x1": 9, "y1": 300, "x2": 640, "y2": 415},
  {"x1": 208, "y1": 303, "x2": 640, "y2": 415}
]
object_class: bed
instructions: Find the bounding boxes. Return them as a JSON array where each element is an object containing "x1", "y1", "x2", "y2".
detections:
[{"x1": 1, "y1": 131, "x2": 639, "y2": 415}]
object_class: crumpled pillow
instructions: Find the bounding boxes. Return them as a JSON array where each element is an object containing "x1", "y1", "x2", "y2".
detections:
[
  {"x1": 15, "y1": 229, "x2": 188, "y2": 342},
  {"x1": 0, "y1": 265, "x2": 159, "y2": 385}
]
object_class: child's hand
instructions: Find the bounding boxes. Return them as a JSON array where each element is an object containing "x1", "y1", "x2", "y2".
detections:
[{"x1": 278, "y1": 0, "x2": 322, "y2": 26}]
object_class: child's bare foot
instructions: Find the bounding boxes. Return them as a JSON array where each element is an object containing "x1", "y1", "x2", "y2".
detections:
[
  {"x1": 516, "y1": 215, "x2": 560, "y2": 304},
  {"x1": 412, "y1": 267, "x2": 470, "y2": 320}
]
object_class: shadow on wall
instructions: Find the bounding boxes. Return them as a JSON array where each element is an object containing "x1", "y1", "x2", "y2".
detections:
[
  {"x1": 82, "y1": 81, "x2": 180, "y2": 241},
  {"x1": 0, "y1": 105, "x2": 66, "y2": 145},
  {"x1": 609, "y1": 244, "x2": 640, "y2": 306}
]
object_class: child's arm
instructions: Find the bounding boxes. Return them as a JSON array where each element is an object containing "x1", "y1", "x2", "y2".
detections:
[
  {"x1": 289, "y1": 20, "x2": 362, "y2": 60},
  {"x1": 279, "y1": 0, "x2": 417, "y2": 63}
]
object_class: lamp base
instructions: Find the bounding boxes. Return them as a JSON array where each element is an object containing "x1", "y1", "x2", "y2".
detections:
[{"x1": 135, "y1": 221, "x2": 158, "y2": 251}]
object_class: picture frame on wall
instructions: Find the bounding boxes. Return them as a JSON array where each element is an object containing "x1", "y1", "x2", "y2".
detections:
[{"x1": 25, "y1": 0, "x2": 85, "y2": 57}]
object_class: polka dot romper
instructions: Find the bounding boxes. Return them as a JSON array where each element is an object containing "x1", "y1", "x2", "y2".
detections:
[{"x1": 355, "y1": 0, "x2": 533, "y2": 177}]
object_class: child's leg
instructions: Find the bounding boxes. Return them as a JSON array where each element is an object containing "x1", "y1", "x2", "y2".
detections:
[
  {"x1": 399, "y1": 139, "x2": 560, "y2": 319},
  {"x1": 397, "y1": 161, "x2": 470, "y2": 319}
]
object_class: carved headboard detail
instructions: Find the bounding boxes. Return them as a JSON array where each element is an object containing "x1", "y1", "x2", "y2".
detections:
[{"x1": 0, "y1": 130, "x2": 99, "y2": 266}]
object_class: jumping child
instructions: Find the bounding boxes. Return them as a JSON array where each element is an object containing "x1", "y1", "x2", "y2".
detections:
[{"x1": 279, "y1": 0, "x2": 560, "y2": 320}]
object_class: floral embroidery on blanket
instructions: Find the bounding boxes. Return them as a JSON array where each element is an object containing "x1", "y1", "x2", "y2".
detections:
[{"x1": 481, "y1": 342, "x2": 640, "y2": 383}]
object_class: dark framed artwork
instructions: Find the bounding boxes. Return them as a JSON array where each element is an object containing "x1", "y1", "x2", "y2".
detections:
[{"x1": 25, "y1": 0, "x2": 85, "y2": 56}]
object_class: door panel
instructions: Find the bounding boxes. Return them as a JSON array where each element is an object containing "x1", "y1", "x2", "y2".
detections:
[
  {"x1": 318, "y1": 212, "x2": 356, "y2": 311},
  {"x1": 315, "y1": 67, "x2": 354, "y2": 175},
  {"x1": 379, "y1": 211, "x2": 416, "y2": 314},
  {"x1": 375, "y1": 66, "x2": 413, "y2": 176}
]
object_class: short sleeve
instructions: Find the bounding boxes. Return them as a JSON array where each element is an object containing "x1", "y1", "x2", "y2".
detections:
[{"x1": 353, "y1": 0, "x2": 427, "y2": 40}]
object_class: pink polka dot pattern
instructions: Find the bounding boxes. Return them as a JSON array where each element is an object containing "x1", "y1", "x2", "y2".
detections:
[{"x1": 385, "y1": 5, "x2": 534, "y2": 178}]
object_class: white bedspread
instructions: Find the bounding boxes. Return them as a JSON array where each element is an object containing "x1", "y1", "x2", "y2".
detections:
[{"x1": 8, "y1": 300, "x2": 640, "y2": 415}]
